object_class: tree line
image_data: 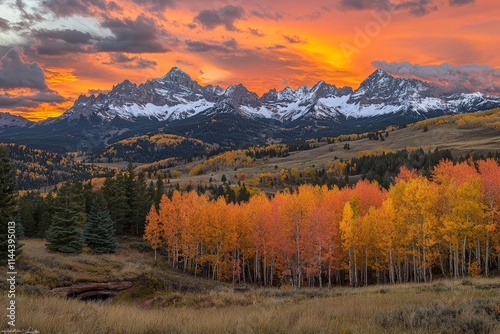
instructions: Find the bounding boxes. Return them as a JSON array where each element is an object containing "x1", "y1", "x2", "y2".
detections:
[{"x1": 144, "y1": 159, "x2": 500, "y2": 288}]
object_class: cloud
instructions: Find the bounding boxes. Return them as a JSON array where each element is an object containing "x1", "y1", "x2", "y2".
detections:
[
  {"x1": 34, "y1": 29, "x2": 94, "y2": 44},
  {"x1": 42, "y1": 0, "x2": 114, "y2": 17},
  {"x1": 222, "y1": 38, "x2": 238, "y2": 49},
  {"x1": 395, "y1": 0, "x2": 437, "y2": 16},
  {"x1": 251, "y1": 9, "x2": 283, "y2": 21},
  {"x1": 248, "y1": 28, "x2": 265, "y2": 37},
  {"x1": 132, "y1": 0, "x2": 174, "y2": 12},
  {"x1": 372, "y1": 61, "x2": 500, "y2": 94},
  {"x1": 0, "y1": 48, "x2": 67, "y2": 110},
  {"x1": 0, "y1": 48, "x2": 47, "y2": 90},
  {"x1": 339, "y1": 0, "x2": 391, "y2": 11},
  {"x1": 283, "y1": 35, "x2": 307, "y2": 44},
  {"x1": 32, "y1": 29, "x2": 94, "y2": 55},
  {"x1": 103, "y1": 53, "x2": 158, "y2": 69},
  {"x1": 15, "y1": 0, "x2": 44, "y2": 25},
  {"x1": 267, "y1": 44, "x2": 287, "y2": 50},
  {"x1": 194, "y1": 5, "x2": 244, "y2": 31},
  {"x1": 185, "y1": 39, "x2": 238, "y2": 54},
  {"x1": 95, "y1": 15, "x2": 170, "y2": 53},
  {"x1": 339, "y1": 0, "x2": 438, "y2": 15},
  {"x1": 0, "y1": 17, "x2": 10, "y2": 30},
  {"x1": 449, "y1": 0, "x2": 474, "y2": 5},
  {"x1": 0, "y1": 91, "x2": 66, "y2": 109}
]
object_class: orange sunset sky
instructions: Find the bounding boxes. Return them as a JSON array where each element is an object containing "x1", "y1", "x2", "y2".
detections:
[{"x1": 0, "y1": 0, "x2": 498, "y2": 121}]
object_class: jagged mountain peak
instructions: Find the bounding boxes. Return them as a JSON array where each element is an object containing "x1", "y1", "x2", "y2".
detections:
[{"x1": 162, "y1": 66, "x2": 192, "y2": 80}]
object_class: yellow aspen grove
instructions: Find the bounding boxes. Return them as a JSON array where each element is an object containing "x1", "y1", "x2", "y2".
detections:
[
  {"x1": 144, "y1": 206, "x2": 162, "y2": 261},
  {"x1": 340, "y1": 201, "x2": 358, "y2": 287}
]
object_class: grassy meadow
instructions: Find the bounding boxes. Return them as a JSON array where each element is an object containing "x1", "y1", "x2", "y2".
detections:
[{"x1": 2, "y1": 239, "x2": 500, "y2": 333}]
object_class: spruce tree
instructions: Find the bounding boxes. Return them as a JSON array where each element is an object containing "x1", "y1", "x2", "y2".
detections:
[
  {"x1": 45, "y1": 182, "x2": 86, "y2": 253},
  {"x1": 0, "y1": 146, "x2": 22, "y2": 264},
  {"x1": 84, "y1": 192, "x2": 117, "y2": 253},
  {"x1": 131, "y1": 172, "x2": 150, "y2": 236},
  {"x1": 102, "y1": 175, "x2": 128, "y2": 235}
]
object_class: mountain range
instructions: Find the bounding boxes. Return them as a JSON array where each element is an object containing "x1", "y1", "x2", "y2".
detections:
[{"x1": 1, "y1": 67, "x2": 499, "y2": 152}]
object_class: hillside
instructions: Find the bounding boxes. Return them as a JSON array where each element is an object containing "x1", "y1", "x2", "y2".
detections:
[
  {"x1": 146, "y1": 108, "x2": 500, "y2": 189},
  {"x1": 1, "y1": 143, "x2": 112, "y2": 190},
  {"x1": 89, "y1": 133, "x2": 215, "y2": 163}
]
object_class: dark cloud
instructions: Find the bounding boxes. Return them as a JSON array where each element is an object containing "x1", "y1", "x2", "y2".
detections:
[
  {"x1": 339, "y1": 0, "x2": 438, "y2": 15},
  {"x1": 395, "y1": 0, "x2": 437, "y2": 16},
  {"x1": 132, "y1": 0, "x2": 174, "y2": 12},
  {"x1": 42, "y1": 0, "x2": 120, "y2": 17},
  {"x1": 186, "y1": 23, "x2": 197, "y2": 29},
  {"x1": 251, "y1": 9, "x2": 284, "y2": 21},
  {"x1": 42, "y1": 0, "x2": 101, "y2": 17},
  {"x1": 34, "y1": 29, "x2": 94, "y2": 44},
  {"x1": 185, "y1": 40, "x2": 231, "y2": 53},
  {"x1": 0, "y1": 48, "x2": 47, "y2": 90},
  {"x1": 339, "y1": 0, "x2": 391, "y2": 11},
  {"x1": 372, "y1": 61, "x2": 500, "y2": 95},
  {"x1": 0, "y1": 17, "x2": 10, "y2": 30},
  {"x1": 103, "y1": 53, "x2": 158, "y2": 69},
  {"x1": 248, "y1": 28, "x2": 265, "y2": 37},
  {"x1": 283, "y1": 35, "x2": 307, "y2": 44},
  {"x1": 194, "y1": 5, "x2": 244, "y2": 31},
  {"x1": 15, "y1": 0, "x2": 44, "y2": 25},
  {"x1": 267, "y1": 44, "x2": 287, "y2": 50},
  {"x1": 0, "y1": 90, "x2": 66, "y2": 109},
  {"x1": 32, "y1": 29, "x2": 96, "y2": 55},
  {"x1": 222, "y1": 38, "x2": 238, "y2": 49},
  {"x1": 449, "y1": 0, "x2": 474, "y2": 5},
  {"x1": 95, "y1": 15, "x2": 169, "y2": 53},
  {"x1": 36, "y1": 40, "x2": 90, "y2": 55}
]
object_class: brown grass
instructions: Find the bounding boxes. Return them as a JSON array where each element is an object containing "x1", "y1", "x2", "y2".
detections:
[
  {"x1": 2, "y1": 240, "x2": 500, "y2": 333},
  {"x1": 2, "y1": 279, "x2": 499, "y2": 333}
]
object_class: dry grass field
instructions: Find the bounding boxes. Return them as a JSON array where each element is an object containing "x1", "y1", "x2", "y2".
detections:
[
  {"x1": 3, "y1": 278, "x2": 500, "y2": 333},
  {"x1": 2, "y1": 239, "x2": 499, "y2": 333}
]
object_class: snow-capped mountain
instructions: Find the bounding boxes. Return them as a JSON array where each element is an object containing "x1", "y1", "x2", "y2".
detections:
[
  {"x1": 1, "y1": 66, "x2": 499, "y2": 151},
  {"x1": 0, "y1": 112, "x2": 31, "y2": 128},
  {"x1": 51, "y1": 67, "x2": 500, "y2": 125}
]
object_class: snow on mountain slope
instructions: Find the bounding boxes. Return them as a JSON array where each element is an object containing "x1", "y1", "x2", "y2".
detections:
[{"x1": 53, "y1": 67, "x2": 500, "y2": 125}]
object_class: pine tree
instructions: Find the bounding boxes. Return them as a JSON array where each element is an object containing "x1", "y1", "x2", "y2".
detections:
[
  {"x1": 84, "y1": 192, "x2": 117, "y2": 253},
  {"x1": 131, "y1": 172, "x2": 151, "y2": 235},
  {"x1": 102, "y1": 174, "x2": 128, "y2": 235},
  {"x1": 154, "y1": 175, "x2": 164, "y2": 209},
  {"x1": 45, "y1": 182, "x2": 86, "y2": 253},
  {"x1": 0, "y1": 146, "x2": 22, "y2": 264}
]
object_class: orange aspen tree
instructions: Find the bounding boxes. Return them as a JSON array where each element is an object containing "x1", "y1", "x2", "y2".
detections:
[{"x1": 144, "y1": 206, "x2": 162, "y2": 261}]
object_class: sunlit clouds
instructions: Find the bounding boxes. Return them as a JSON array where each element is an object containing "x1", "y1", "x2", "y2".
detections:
[{"x1": 0, "y1": 0, "x2": 498, "y2": 121}]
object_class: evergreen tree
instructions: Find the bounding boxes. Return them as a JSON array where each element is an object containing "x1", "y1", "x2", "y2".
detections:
[
  {"x1": 45, "y1": 182, "x2": 86, "y2": 253},
  {"x1": 154, "y1": 175, "x2": 164, "y2": 210},
  {"x1": 102, "y1": 175, "x2": 128, "y2": 235},
  {"x1": 84, "y1": 192, "x2": 117, "y2": 253},
  {"x1": 0, "y1": 146, "x2": 22, "y2": 263},
  {"x1": 131, "y1": 172, "x2": 151, "y2": 235}
]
